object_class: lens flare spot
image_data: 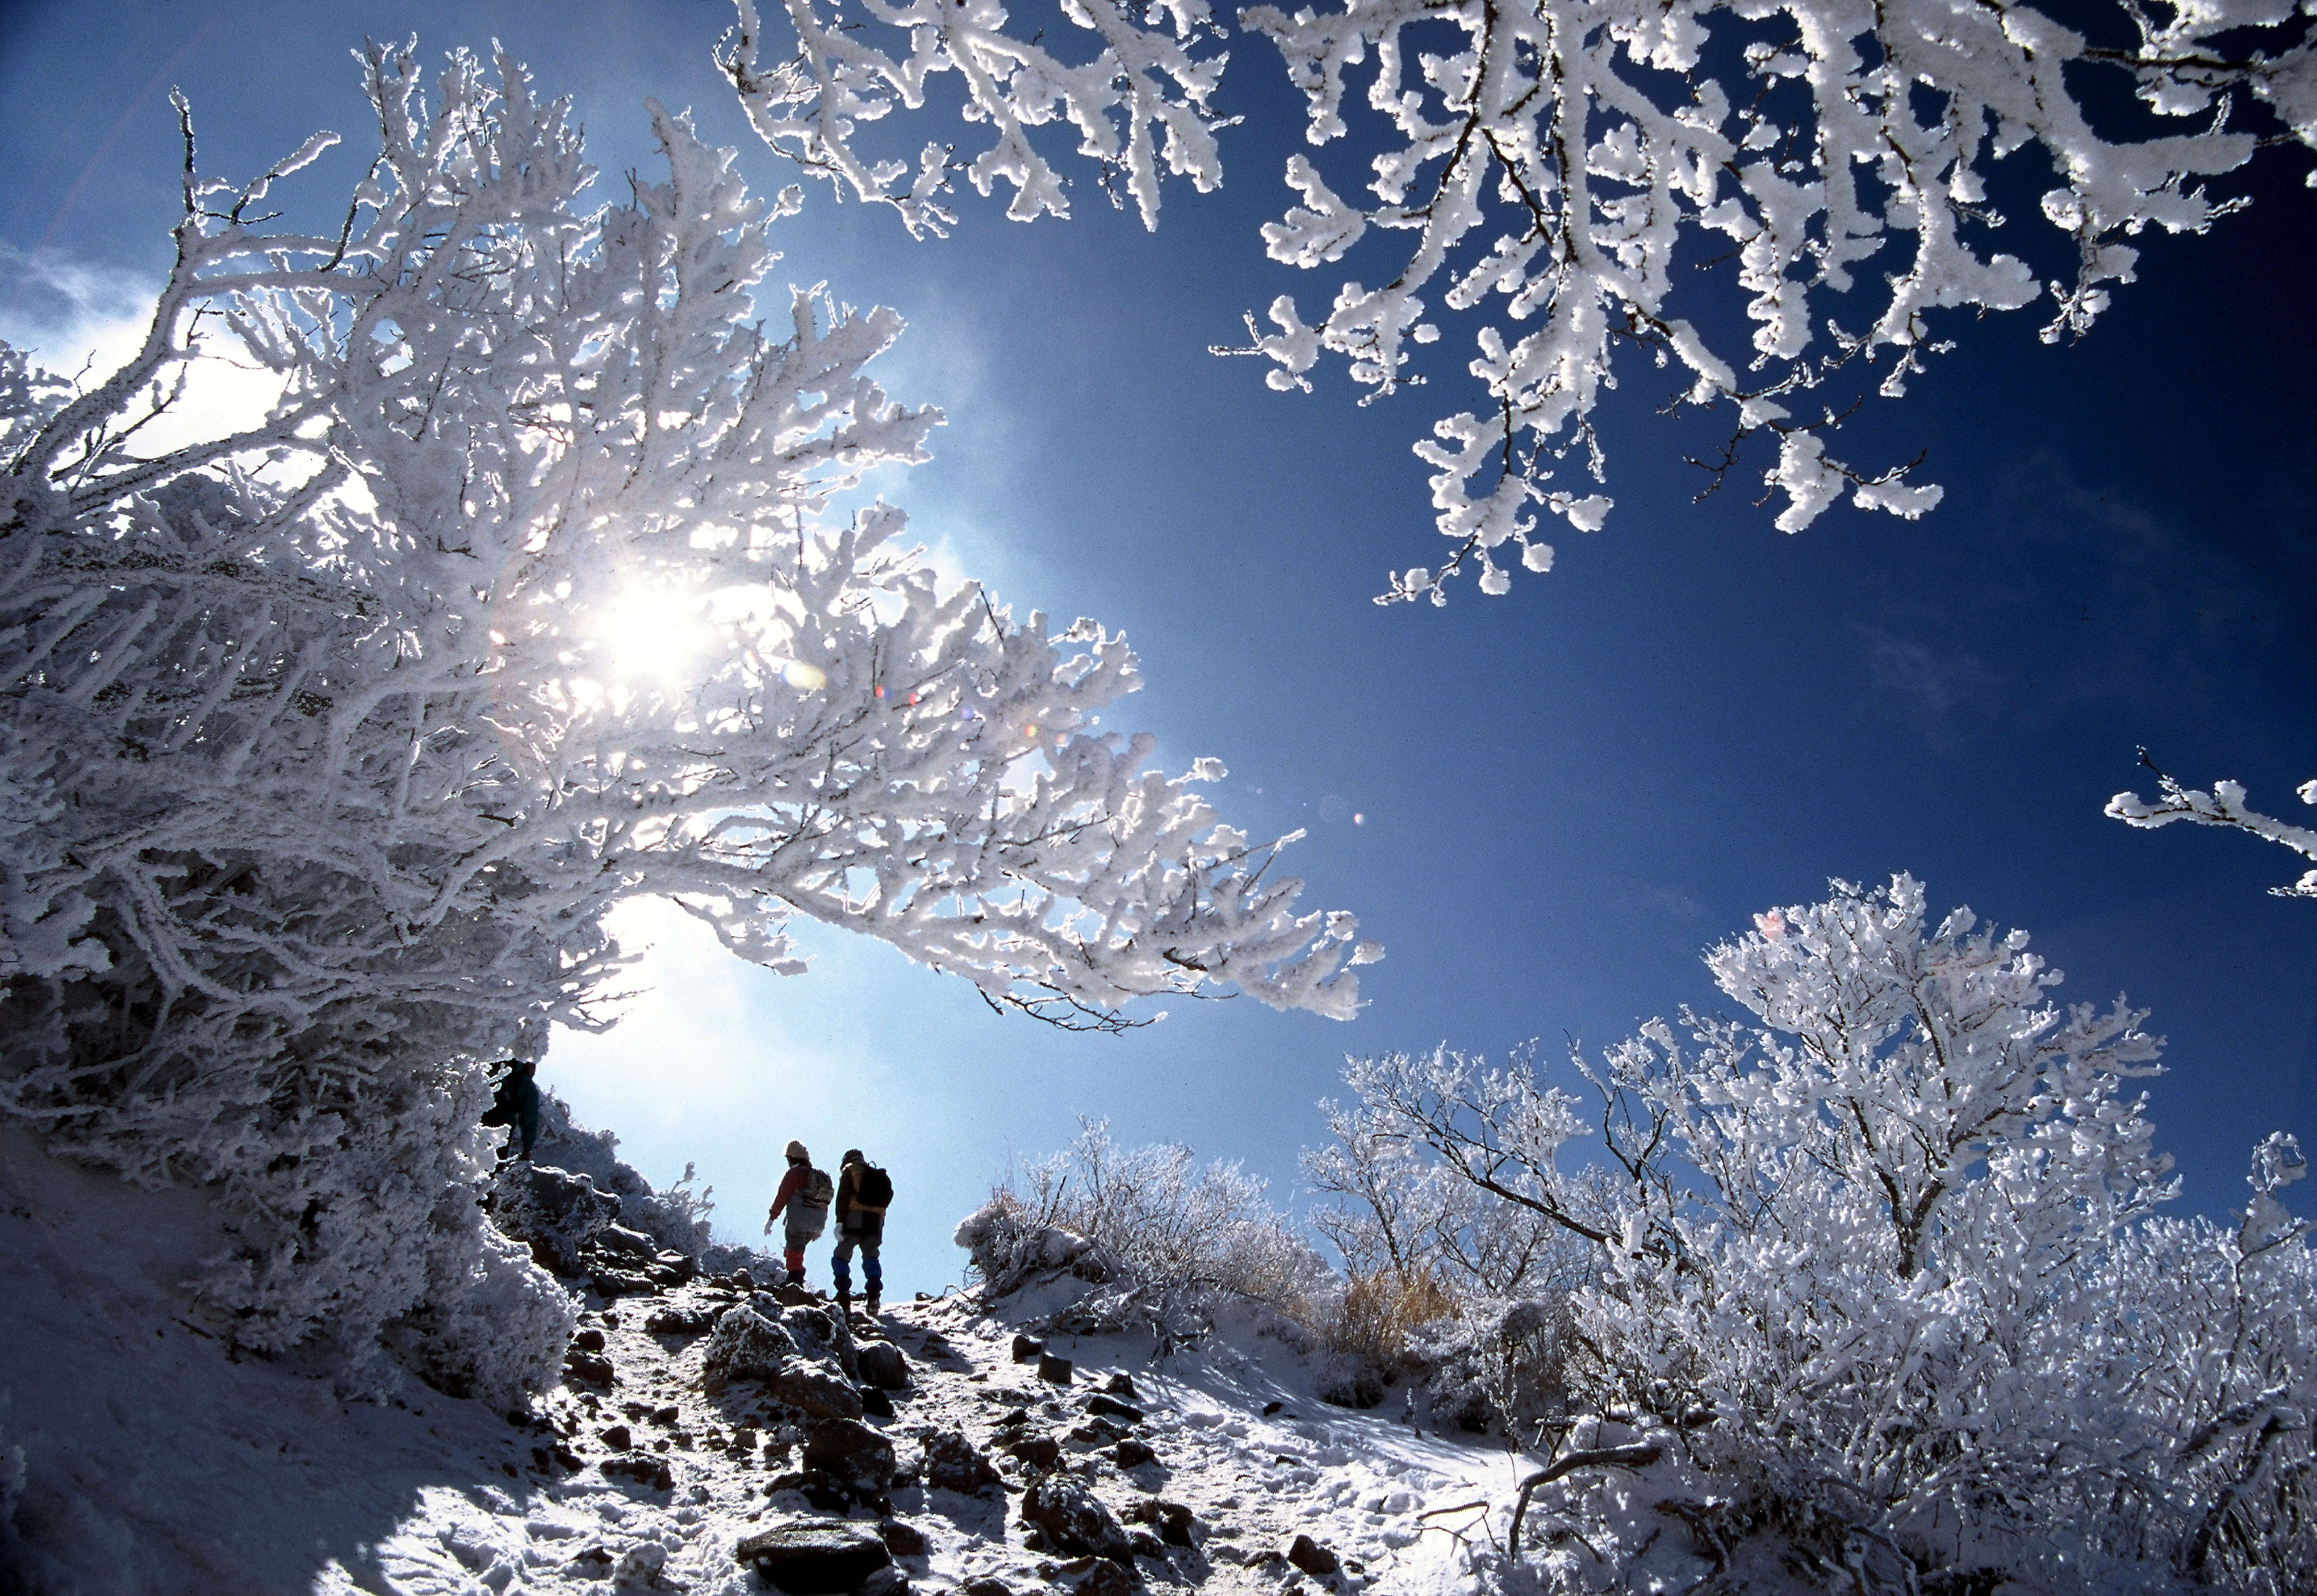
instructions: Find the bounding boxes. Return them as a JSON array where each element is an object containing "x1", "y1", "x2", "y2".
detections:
[{"x1": 780, "y1": 659, "x2": 826, "y2": 692}]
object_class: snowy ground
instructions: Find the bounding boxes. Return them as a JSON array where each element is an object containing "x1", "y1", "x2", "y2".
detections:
[{"x1": 1, "y1": 1133, "x2": 1661, "y2": 1596}]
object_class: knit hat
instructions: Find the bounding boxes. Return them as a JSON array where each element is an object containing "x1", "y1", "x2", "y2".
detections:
[
  {"x1": 785, "y1": 1139, "x2": 809, "y2": 1163},
  {"x1": 840, "y1": 1148, "x2": 864, "y2": 1167}
]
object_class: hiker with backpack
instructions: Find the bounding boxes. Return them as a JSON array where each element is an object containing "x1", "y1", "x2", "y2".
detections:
[
  {"x1": 762, "y1": 1140, "x2": 835, "y2": 1289},
  {"x1": 832, "y1": 1149, "x2": 892, "y2": 1317}
]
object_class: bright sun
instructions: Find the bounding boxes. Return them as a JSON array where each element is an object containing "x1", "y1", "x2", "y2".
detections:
[{"x1": 591, "y1": 589, "x2": 708, "y2": 683}]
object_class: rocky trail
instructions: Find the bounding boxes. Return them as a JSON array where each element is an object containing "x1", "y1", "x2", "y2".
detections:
[{"x1": 335, "y1": 1191, "x2": 1519, "y2": 1596}]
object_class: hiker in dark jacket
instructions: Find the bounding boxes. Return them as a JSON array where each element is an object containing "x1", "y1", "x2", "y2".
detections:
[
  {"x1": 831, "y1": 1148, "x2": 889, "y2": 1317},
  {"x1": 762, "y1": 1140, "x2": 832, "y2": 1288},
  {"x1": 480, "y1": 1058, "x2": 541, "y2": 1160}
]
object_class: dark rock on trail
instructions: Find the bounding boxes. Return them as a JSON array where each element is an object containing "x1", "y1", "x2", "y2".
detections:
[
  {"x1": 1011, "y1": 1333, "x2": 1043, "y2": 1363},
  {"x1": 643, "y1": 1304, "x2": 715, "y2": 1335},
  {"x1": 802, "y1": 1417, "x2": 896, "y2": 1497},
  {"x1": 734, "y1": 1518, "x2": 892, "y2": 1593},
  {"x1": 858, "y1": 1340, "x2": 910, "y2": 1389},
  {"x1": 700, "y1": 1306, "x2": 796, "y2": 1393},
  {"x1": 1022, "y1": 1473, "x2": 1132, "y2": 1561},
  {"x1": 1110, "y1": 1438, "x2": 1157, "y2": 1468},
  {"x1": 859, "y1": 1385, "x2": 896, "y2": 1418},
  {"x1": 1287, "y1": 1534, "x2": 1340, "y2": 1577},
  {"x1": 1122, "y1": 1500, "x2": 1196, "y2": 1547},
  {"x1": 563, "y1": 1351, "x2": 615, "y2": 1386},
  {"x1": 600, "y1": 1455, "x2": 674, "y2": 1491},
  {"x1": 1037, "y1": 1352, "x2": 1073, "y2": 1385},
  {"x1": 1104, "y1": 1373, "x2": 1137, "y2": 1398},
  {"x1": 570, "y1": 1327, "x2": 606, "y2": 1352},
  {"x1": 920, "y1": 1429, "x2": 1001, "y2": 1493},
  {"x1": 880, "y1": 1519, "x2": 930, "y2": 1557},
  {"x1": 599, "y1": 1425, "x2": 631, "y2": 1451},
  {"x1": 1048, "y1": 1556, "x2": 1137, "y2": 1596},
  {"x1": 1083, "y1": 1394, "x2": 1143, "y2": 1423}
]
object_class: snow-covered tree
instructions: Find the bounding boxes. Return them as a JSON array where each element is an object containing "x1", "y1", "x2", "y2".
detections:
[
  {"x1": 1341, "y1": 876, "x2": 2314, "y2": 1590},
  {"x1": 2109, "y1": 751, "x2": 2317, "y2": 899},
  {"x1": 0, "y1": 44, "x2": 1370, "y2": 1401},
  {"x1": 722, "y1": 0, "x2": 2316, "y2": 600}
]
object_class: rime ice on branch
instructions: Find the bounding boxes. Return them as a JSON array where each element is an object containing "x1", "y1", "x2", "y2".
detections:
[
  {"x1": 724, "y1": 0, "x2": 2316, "y2": 600},
  {"x1": 0, "y1": 43, "x2": 1369, "y2": 1396}
]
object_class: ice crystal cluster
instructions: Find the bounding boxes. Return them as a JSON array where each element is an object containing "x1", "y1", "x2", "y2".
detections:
[
  {"x1": 0, "y1": 45, "x2": 1365, "y2": 1400},
  {"x1": 725, "y1": 0, "x2": 2315, "y2": 599}
]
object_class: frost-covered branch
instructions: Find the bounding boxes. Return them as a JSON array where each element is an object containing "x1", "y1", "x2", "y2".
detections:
[
  {"x1": 726, "y1": 0, "x2": 2314, "y2": 600},
  {"x1": 2107, "y1": 749, "x2": 2317, "y2": 898},
  {"x1": 0, "y1": 42, "x2": 1368, "y2": 1394}
]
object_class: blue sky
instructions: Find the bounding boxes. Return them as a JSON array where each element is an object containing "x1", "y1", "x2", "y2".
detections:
[{"x1": 3, "y1": 0, "x2": 2309, "y2": 1296}]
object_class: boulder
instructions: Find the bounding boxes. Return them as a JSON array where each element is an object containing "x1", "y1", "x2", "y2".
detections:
[
  {"x1": 490, "y1": 1163, "x2": 620, "y2": 1275},
  {"x1": 1037, "y1": 1352, "x2": 1074, "y2": 1385},
  {"x1": 1083, "y1": 1394, "x2": 1143, "y2": 1423},
  {"x1": 1110, "y1": 1438, "x2": 1157, "y2": 1469},
  {"x1": 919, "y1": 1429, "x2": 1001, "y2": 1494},
  {"x1": 735, "y1": 1519, "x2": 891, "y2": 1594},
  {"x1": 857, "y1": 1341, "x2": 910, "y2": 1390},
  {"x1": 859, "y1": 1385, "x2": 896, "y2": 1418},
  {"x1": 594, "y1": 1222, "x2": 657, "y2": 1257},
  {"x1": 1103, "y1": 1373, "x2": 1137, "y2": 1398},
  {"x1": 1121, "y1": 1500, "x2": 1195, "y2": 1547},
  {"x1": 1287, "y1": 1534, "x2": 1340, "y2": 1578},
  {"x1": 1011, "y1": 1333, "x2": 1044, "y2": 1363},
  {"x1": 775, "y1": 1360, "x2": 864, "y2": 1421},
  {"x1": 802, "y1": 1417, "x2": 897, "y2": 1497},
  {"x1": 600, "y1": 1455, "x2": 673, "y2": 1491},
  {"x1": 1022, "y1": 1473, "x2": 1133, "y2": 1561},
  {"x1": 880, "y1": 1519, "x2": 930, "y2": 1557},
  {"x1": 700, "y1": 1306, "x2": 798, "y2": 1393},
  {"x1": 643, "y1": 1304, "x2": 714, "y2": 1336}
]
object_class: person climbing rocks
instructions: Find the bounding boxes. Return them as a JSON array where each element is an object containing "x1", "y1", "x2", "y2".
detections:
[
  {"x1": 831, "y1": 1147, "x2": 892, "y2": 1317},
  {"x1": 762, "y1": 1140, "x2": 834, "y2": 1288},
  {"x1": 479, "y1": 1057, "x2": 541, "y2": 1161}
]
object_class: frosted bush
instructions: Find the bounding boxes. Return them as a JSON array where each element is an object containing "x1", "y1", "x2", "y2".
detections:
[
  {"x1": 1344, "y1": 875, "x2": 2315, "y2": 1591},
  {"x1": 965, "y1": 1119, "x2": 1330, "y2": 1347}
]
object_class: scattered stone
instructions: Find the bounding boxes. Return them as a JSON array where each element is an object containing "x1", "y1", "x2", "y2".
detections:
[
  {"x1": 599, "y1": 1425, "x2": 632, "y2": 1451},
  {"x1": 1104, "y1": 1373, "x2": 1137, "y2": 1398},
  {"x1": 1128, "y1": 1531, "x2": 1166, "y2": 1560},
  {"x1": 643, "y1": 1304, "x2": 714, "y2": 1335},
  {"x1": 1287, "y1": 1535, "x2": 1340, "y2": 1578},
  {"x1": 614, "y1": 1543, "x2": 668, "y2": 1585},
  {"x1": 1110, "y1": 1439, "x2": 1157, "y2": 1469},
  {"x1": 858, "y1": 1341, "x2": 910, "y2": 1389},
  {"x1": 919, "y1": 1430, "x2": 1001, "y2": 1494},
  {"x1": 1262, "y1": 1401, "x2": 1284, "y2": 1417},
  {"x1": 730, "y1": 1268, "x2": 755, "y2": 1291},
  {"x1": 1068, "y1": 1560, "x2": 1137, "y2": 1596},
  {"x1": 1011, "y1": 1333, "x2": 1044, "y2": 1363},
  {"x1": 1037, "y1": 1352, "x2": 1074, "y2": 1385},
  {"x1": 1001, "y1": 1433, "x2": 1061, "y2": 1469},
  {"x1": 735, "y1": 1519, "x2": 892, "y2": 1593},
  {"x1": 1067, "y1": 1419, "x2": 1124, "y2": 1447},
  {"x1": 1022, "y1": 1472, "x2": 1133, "y2": 1561},
  {"x1": 1122, "y1": 1500, "x2": 1195, "y2": 1547},
  {"x1": 651, "y1": 1405, "x2": 680, "y2": 1426},
  {"x1": 880, "y1": 1519, "x2": 930, "y2": 1557},
  {"x1": 858, "y1": 1568, "x2": 910, "y2": 1596},
  {"x1": 958, "y1": 1581, "x2": 1014, "y2": 1596},
  {"x1": 563, "y1": 1351, "x2": 615, "y2": 1386},
  {"x1": 802, "y1": 1417, "x2": 897, "y2": 1497},
  {"x1": 600, "y1": 1455, "x2": 673, "y2": 1491},
  {"x1": 859, "y1": 1386, "x2": 895, "y2": 1419},
  {"x1": 570, "y1": 1328, "x2": 607, "y2": 1353},
  {"x1": 1083, "y1": 1394, "x2": 1143, "y2": 1423}
]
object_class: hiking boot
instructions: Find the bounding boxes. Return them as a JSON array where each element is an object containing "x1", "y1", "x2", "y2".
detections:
[
  {"x1": 863, "y1": 1292, "x2": 880, "y2": 1317},
  {"x1": 836, "y1": 1287, "x2": 852, "y2": 1317}
]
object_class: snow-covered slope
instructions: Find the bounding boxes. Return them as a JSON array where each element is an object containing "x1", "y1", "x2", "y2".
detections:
[{"x1": 1, "y1": 1126, "x2": 1645, "y2": 1596}]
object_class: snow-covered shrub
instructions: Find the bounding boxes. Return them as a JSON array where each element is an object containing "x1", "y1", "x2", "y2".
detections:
[
  {"x1": 964, "y1": 1119, "x2": 1330, "y2": 1348},
  {"x1": 1345, "y1": 876, "x2": 2316, "y2": 1592},
  {"x1": 1406, "y1": 1295, "x2": 1572, "y2": 1438},
  {"x1": 0, "y1": 43, "x2": 1362, "y2": 1403}
]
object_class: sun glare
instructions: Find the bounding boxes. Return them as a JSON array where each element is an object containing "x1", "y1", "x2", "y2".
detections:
[{"x1": 592, "y1": 589, "x2": 709, "y2": 683}]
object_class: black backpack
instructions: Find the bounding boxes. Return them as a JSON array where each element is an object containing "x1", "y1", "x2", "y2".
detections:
[{"x1": 854, "y1": 1164, "x2": 894, "y2": 1209}]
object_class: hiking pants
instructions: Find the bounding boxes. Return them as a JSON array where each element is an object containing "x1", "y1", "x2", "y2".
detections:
[
  {"x1": 831, "y1": 1212, "x2": 884, "y2": 1293},
  {"x1": 781, "y1": 1220, "x2": 818, "y2": 1284}
]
